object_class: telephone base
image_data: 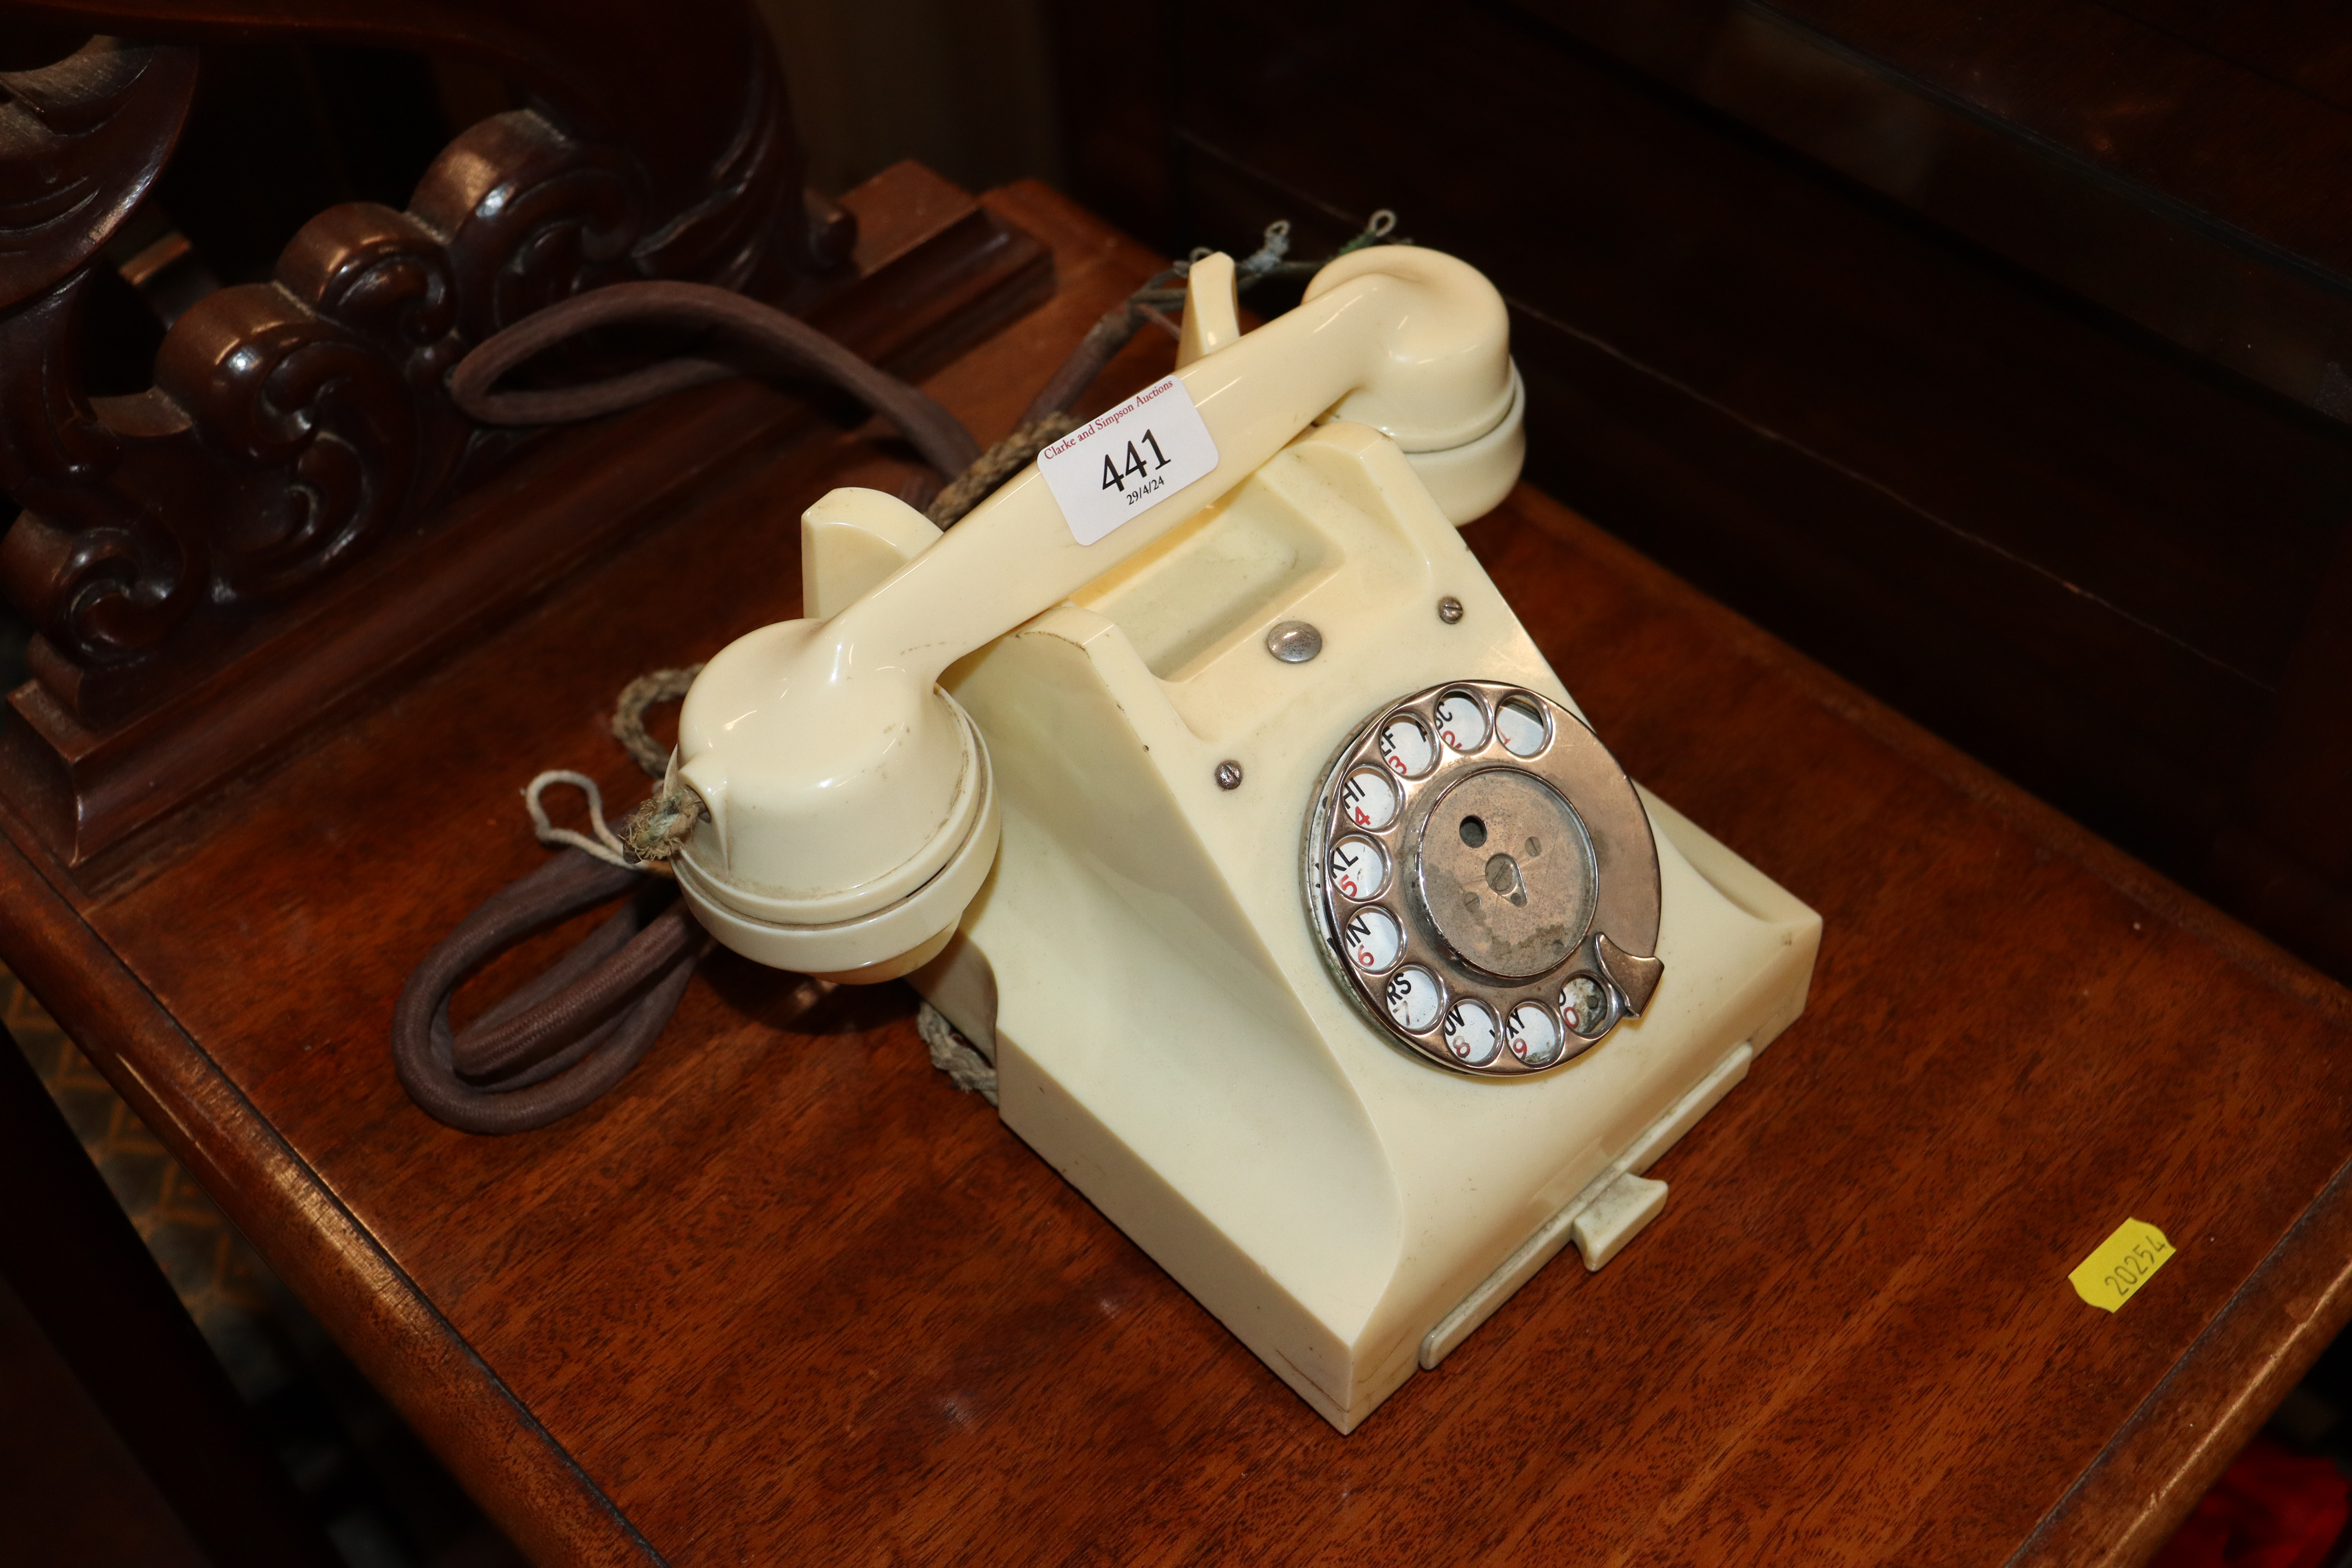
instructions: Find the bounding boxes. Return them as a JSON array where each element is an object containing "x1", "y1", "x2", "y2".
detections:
[
  {"x1": 908, "y1": 421, "x2": 1820, "y2": 1432},
  {"x1": 949, "y1": 801, "x2": 1811, "y2": 1433}
]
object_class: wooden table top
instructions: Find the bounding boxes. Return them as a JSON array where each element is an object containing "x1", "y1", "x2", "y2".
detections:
[{"x1": 5, "y1": 181, "x2": 2351, "y2": 1568}]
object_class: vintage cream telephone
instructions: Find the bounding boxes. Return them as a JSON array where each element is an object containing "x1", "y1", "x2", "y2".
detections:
[{"x1": 664, "y1": 246, "x2": 1822, "y2": 1432}]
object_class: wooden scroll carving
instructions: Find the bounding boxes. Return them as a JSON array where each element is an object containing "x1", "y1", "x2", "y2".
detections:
[{"x1": 0, "y1": 1, "x2": 853, "y2": 730}]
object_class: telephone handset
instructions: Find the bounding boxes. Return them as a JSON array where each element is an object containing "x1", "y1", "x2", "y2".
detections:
[
  {"x1": 671, "y1": 247, "x2": 1820, "y2": 1431},
  {"x1": 667, "y1": 245, "x2": 1524, "y2": 978}
]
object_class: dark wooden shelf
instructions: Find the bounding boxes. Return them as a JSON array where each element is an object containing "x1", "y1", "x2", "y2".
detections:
[
  {"x1": 1044, "y1": 0, "x2": 2352, "y2": 996},
  {"x1": 4, "y1": 179, "x2": 2348, "y2": 1566},
  {"x1": 1516, "y1": 0, "x2": 2352, "y2": 411}
]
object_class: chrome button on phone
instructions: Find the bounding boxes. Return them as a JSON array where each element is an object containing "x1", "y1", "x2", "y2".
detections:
[
  {"x1": 1306, "y1": 680, "x2": 1665, "y2": 1078},
  {"x1": 1265, "y1": 620, "x2": 1324, "y2": 662}
]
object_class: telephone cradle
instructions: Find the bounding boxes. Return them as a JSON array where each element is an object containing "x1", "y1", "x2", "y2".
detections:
[{"x1": 668, "y1": 247, "x2": 1821, "y2": 1432}]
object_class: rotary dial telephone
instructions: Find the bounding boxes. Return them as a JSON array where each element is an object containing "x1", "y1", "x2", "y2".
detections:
[{"x1": 669, "y1": 246, "x2": 1821, "y2": 1432}]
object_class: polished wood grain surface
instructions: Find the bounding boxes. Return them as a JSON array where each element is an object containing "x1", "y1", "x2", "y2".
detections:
[{"x1": 4, "y1": 180, "x2": 2350, "y2": 1564}]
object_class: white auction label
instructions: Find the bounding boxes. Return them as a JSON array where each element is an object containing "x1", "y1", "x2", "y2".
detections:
[{"x1": 1036, "y1": 374, "x2": 1219, "y2": 545}]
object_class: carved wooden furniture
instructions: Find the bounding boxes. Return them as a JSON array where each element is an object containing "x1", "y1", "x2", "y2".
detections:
[
  {"x1": 3, "y1": 177, "x2": 2349, "y2": 1565},
  {"x1": 1046, "y1": 0, "x2": 2352, "y2": 991},
  {"x1": 0, "y1": 4, "x2": 1047, "y2": 866}
]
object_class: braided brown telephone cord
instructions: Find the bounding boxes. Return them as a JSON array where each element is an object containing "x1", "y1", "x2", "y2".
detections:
[
  {"x1": 390, "y1": 277, "x2": 1167, "y2": 1133},
  {"x1": 395, "y1": 216, "x2": 1400, "y2": 1134}
]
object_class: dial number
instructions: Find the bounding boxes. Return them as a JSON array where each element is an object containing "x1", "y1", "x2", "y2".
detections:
[
  {"x1": 1342, "y1": 767, "x2": 1399, "y2": 831},
  {"x1": 1506, "y1": 1003, "x2": 1563, "y2": 1067},
  {"x1": 1559, "y1": 975, "x2": 1610, "y2": 1038},
  {"x1": 1443, "y1": 1000, "x2": 1501, "y2": 1065},
  {"x1": 1344, "y1": 906, "x2": 1403, "y2": 972},
  {"x1": 1385, "y1": 967, "x2": 1445, "y2": 1032},
  {"x1": 1496, "y1": 695, "x2": 1548, "y2": 758},
  {"x1": 1327, "y1": 837, "x2": 1389, "y2": 902},
  {"x1": 1434, "y1": 692, "x2": 1489, "y2": 753},
  {"x1": 1378, "y1": 717, "x2": 1437, "y2": 778}
]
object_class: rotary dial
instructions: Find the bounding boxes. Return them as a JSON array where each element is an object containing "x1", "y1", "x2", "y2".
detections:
[{"x1": 1305, "y1": 681, "x2": 1665, "y2": 1078}]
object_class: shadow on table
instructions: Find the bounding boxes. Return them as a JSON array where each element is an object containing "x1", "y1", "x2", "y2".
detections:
[
  {"x1": 698, "y1": 947, "x2": 924, "y2": 1038},
  {"x1": 2, "y1": 969, "x2": 526, "y2": 1568}
]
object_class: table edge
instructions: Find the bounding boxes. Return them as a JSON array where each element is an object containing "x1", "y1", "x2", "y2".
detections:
[
  {"x1": 0, "y1": 833, "x2": 660, "y2": 1568},
  {"x1": 2009, "y1": 1156, "x2": 2352, "y2": 1566},
  {"x1": 1512, "y1": 492, "x2": 2352, "y2": 1560}
]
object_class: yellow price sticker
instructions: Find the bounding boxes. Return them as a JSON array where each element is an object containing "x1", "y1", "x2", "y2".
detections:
[{"x1": 2069, "y1": 1218, "x2": 2176, "y2": 1312}]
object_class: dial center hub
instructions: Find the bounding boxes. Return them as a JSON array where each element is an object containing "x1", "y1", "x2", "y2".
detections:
[{"x1": 1416, "y1": 768, "x2": 1596, "y2": 979}]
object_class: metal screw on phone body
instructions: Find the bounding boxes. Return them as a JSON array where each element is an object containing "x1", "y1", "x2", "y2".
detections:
[
  {"x1": 1215, "y1": 761, "x2": 1244, "y2": 790},
  {"x1": 1437, "y1": 596, "x2": 1465, "y2": 624}
]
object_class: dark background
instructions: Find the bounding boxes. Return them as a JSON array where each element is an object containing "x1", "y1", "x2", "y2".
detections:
[{"x1": 11, "y1": 0, "x2": 2348, "y2": 988}]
